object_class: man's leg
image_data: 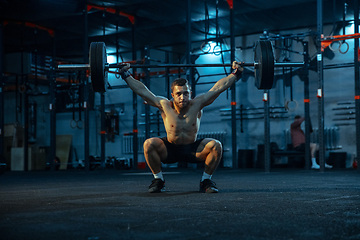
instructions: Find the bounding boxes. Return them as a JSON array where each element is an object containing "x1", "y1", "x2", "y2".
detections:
[
  {"x1": 143, "y1": 137, "x2": 167, "y2": 193},
  {"x1": 196, "y1": 138, "x2": 223, "y2": 193},
  {"x1": 196, "y1": 139, "x2": 223, "y2": 174},
  {"x1": 311, "y1": 143, "x2": 332, "y2": 169},
  {"x1": 143, "y1": 137, "x2": 167, "y2": 174},
  {"x1": 310, "y1": 143, "x2": 320, "y2": 169},
  {"x1": 310, "y1": 143, "x2": 318, "y2": 158}
]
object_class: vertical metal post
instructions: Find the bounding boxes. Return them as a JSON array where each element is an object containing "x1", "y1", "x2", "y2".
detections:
[
  {"x1": 83, "y1": 4, "x2": 90, "y2": 171},
  {"x1": 183, "y1": 0, "x2": 193, "y2": 170},
  {"x1": 0, "y1": 22, "x2": 4, "y2": 159},
  {"x1": 49, "y1": 33, "x2": 56, "y2": 172},
  {"x1": 23, "y1": 67, "x2": 29, "y2": 171},
  {"x1": 100, "y1": 8, "x2": 106, "y2": 169},
  {"x1": 317, "y1": 0, "x2": 325, "y2": 172},
  {"x1": 49, "y1": 77, "x2": 56, "y2": 171},
  {"x1": 116, "y1": 17, "x2": 119, "y2": 63},
  {"x1": 186, "y1": 0, "x2": 191, "y2": 70},
  {"x1": 165, "y1": 52, "x2": 170, "y2": 100},
  {"x1": 100, "y1": 93, "x2": 105, "y2": 168},
  {"x1": 303, "y1": 41, "x2": 311, "y2": 170},
  {"x1": 132, "y1": 23, "x2": 138, "y2": 170},
  {"x1": 229, "y1": 0, "x2": 237, "y2": 168},
  {"x1": 354, "y1": 0, "x2": 360, "y2": 173},
  {"x1": 264, "y1": 91, "x2": 270, "y2": 172},
  {"x1": 187, "y1": 0, "x2": 195, "y2": 97},
  {"x1": 144, "y1": 47, "x2": 151, "y2": 139}
]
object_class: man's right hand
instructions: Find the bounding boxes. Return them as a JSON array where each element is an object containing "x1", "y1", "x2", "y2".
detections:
[
  {"x1": 119, "y1": 63, "x2": 131, "y2": 73},
  {"x1": 119, "y1": 63, "x2": 131, "y2": 80}
]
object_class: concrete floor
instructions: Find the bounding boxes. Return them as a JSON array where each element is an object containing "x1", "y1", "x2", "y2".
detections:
[{"x1": 0, "y1": 168, "x2": 359, "y2": 240}]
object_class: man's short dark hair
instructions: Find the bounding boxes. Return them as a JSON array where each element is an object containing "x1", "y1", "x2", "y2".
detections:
[
  {"x1": 171, "y1": 78, "x2": 191, "y2": 93},
  {"x1": 294, "y1": 115, "x2": 301, "y2": 119}
]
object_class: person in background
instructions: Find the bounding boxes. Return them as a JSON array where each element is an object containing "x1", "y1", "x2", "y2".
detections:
[{"x1": 291, "y1": 115, "x2": 332, "y2": 169}]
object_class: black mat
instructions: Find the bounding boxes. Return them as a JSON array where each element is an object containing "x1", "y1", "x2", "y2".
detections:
[{"x1": 1, "y1": 168, "x2": 359, "y2": 240}]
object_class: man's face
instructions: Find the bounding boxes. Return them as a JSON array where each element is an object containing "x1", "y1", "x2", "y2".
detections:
[{"x1": 171, "y1": 84, "x2": 191, "y2": 109}]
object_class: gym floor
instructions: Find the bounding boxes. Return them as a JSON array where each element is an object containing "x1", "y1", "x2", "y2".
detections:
[{"x1": 1, "y1": 168, "x2": 359, "y2": 240}]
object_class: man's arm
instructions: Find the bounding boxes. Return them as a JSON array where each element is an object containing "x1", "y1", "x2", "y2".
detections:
[
  {"x1": 195, "y1": 61, "x2": 243, "y2": 108},
  {"x1": 290, "y1": 117, "x2": 305, "y2": 128},
  {"x1": 120, "y1": 64, "x2": 163, "y2": 108}
]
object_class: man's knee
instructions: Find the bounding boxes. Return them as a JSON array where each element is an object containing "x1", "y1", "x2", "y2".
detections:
[
  {"x1": 207, "y1": 140, "x2": 223, "y2": 154},
  {"x1": 143, "y1": 138, "x2": 160, "y2": 152},
  {"x1": 310, "y1": 143, "x2": 319, "y2": 150}
]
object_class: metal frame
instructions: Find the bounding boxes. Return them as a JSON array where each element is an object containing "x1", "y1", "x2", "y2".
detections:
[
  {"x1": 317, "y1": 0, "x2": 326, "y2": 172},
  {"x1": 144, "y1": 47, "x2": 151, "y2": 140},
  {"x1": 132, "y1": 22, "x2": 139, "y2": 170},
  {"x1": 230, "y1": 0, "x2": 237, "y2": 169},
  {"x1": 317, "y1": 0, "x2": 359, "y2": 172},
  {"x1": 0, "y1": 22, "x2": 4, "y2": 160},
  {"x1": 303, "y1": 41, "x2": 312, "y2": 170},
  {"x1": 354, "y1": 0, "x2": 360, "y2": 173},
  {"x1": 83, "y1": 4, "x2": 91, "y2": 171}
]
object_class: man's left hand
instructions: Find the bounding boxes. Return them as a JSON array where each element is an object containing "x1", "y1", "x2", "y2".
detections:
[
  {"x1": 231, "y1": 61, "x2": 244, "y2": 80},
  {"x1": 232, "y1": 61, "x2": 244, "y2": 71}
]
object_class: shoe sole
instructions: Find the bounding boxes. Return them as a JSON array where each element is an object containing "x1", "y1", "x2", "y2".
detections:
[
  {"x1": 206, "y1": 188, "x2": 218, "y2": 193},
  {"x1": 149, "y1": 187, "x2": 166, "y2": 193},
  {"x1": 199, "y1": 187, "x2": 218, "y2": 193}
]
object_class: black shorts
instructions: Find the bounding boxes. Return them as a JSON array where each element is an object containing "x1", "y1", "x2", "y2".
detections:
[
  {"x1": 160, "y1": 137, "x2": 204, "y2": 164},
  {"x1": 294, "y1": 143, "x2": 306, "y2": 152}
]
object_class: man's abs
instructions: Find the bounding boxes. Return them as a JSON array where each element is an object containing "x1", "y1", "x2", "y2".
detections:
[
  {"x1": 165, "y1": 129, "x2": 198, "y2": 145},
  {"x1": 163, "y1": 116, "x2": 200, "y2": 144}
]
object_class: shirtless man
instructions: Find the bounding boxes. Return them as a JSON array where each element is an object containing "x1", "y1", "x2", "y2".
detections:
[{"x1": 119, "y1": 61, "x2": 243, "y2": 193}]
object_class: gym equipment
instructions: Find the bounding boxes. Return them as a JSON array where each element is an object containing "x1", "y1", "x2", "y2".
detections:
[{"x1": 58, "y1": 41, "x2": 304, "y2": 92}]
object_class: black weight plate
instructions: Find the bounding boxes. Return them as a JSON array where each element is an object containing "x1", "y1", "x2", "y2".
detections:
[
  {"x1": 90, "y1": 42, "x2": 107, "y2": 92},
  {"x1": 254, "y1": 40, "x2": 267, "y2": 89},
  {"x1": 99, "y1": 42, "x2": 108, "y2": 91},
  {"x1": 89, "y1": 42, "x2": 99, "y2": 91},
  {"x1": 264, "y1": 40, "x2": 274, "y2": 89},
  {"x1": 254, "y1": 40, "x2": 274, "y2": 90}
]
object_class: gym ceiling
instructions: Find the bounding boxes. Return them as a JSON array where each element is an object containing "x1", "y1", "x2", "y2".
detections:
[{"x1": 0, "y1": 0, "x2": 357, "y2": 60}]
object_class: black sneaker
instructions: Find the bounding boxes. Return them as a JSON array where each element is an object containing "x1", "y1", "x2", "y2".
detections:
[
  {"x1": 199, "y1": 179, "x2": 218, "y2": 193},
  {"x1": 148, "y1": 178, "x2": 165, "y2": 193}
]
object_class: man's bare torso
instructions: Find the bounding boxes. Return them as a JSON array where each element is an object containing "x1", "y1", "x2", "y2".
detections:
[{"x1": 159, "y1": 99, "x2": 202, "y2": 145}]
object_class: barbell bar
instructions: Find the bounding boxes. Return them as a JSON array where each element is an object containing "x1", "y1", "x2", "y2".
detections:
[
  {"x1": 57, "y1": 41, "x2": 305, "y2": 92},
  {"x1": 57, "y1": 62, "x2": 303, "y2": 69}
]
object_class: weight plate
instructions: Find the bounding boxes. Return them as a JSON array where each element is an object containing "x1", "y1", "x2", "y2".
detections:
[
  {"x1": 264, "y1": 40, "x2": 274, "y2": 89},
  {"x1": 254, "y1": 40, "x2": 266, "y2": 89},
  {"x1": 90, "y1": 42, "x2": 107, "y2": 92},
  {"x1": 254, "y1": 40, "x2": 274, "y2": 90}
]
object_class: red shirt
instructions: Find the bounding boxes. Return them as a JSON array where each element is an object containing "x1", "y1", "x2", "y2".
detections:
[{"x1": 291, "y1": 117, "x2": 305, "y2": 148}]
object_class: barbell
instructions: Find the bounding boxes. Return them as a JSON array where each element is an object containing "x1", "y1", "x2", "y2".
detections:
[{"x1": 58, "y1": 40, "x2": 305, "y2": 92}]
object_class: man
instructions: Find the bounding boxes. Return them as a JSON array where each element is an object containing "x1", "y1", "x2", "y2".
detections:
[
  {"x1": 119, "y1": 61, "x2": 243, "y2": 193},
  {"x1": 290, "y1": 115, "x2": 332, "y2": 169}
]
